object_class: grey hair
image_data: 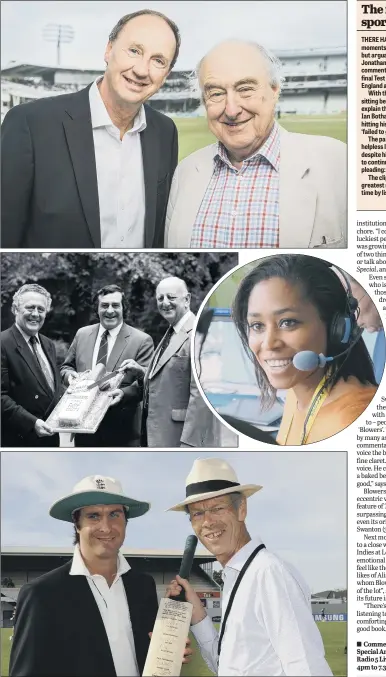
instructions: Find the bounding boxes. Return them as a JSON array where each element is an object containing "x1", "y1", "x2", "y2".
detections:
[
  {"x1": 189, "y1": 40, "x2": 285, "y2": 101},
  {"x1": 156, "y1": 277, "x2": 189, "y2": 296},
  {"x1": 12, "y1": 284, "x2": 52, "y2": 314},
  {"x1": 185, "y1": 491, "x2": 245, "y2": 516}
]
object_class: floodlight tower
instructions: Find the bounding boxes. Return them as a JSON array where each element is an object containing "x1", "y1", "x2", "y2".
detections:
[{"x1": 42, "y1": 24, "x2": 74, "y2": 66}]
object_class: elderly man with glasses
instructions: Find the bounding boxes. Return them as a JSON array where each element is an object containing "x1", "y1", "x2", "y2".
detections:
[
  {"x1": 165, "y1": 40, "x2": 346, "y2": 250},
  {"x1": 166, "y1": 457, "x2": 333, "y2": 676}
]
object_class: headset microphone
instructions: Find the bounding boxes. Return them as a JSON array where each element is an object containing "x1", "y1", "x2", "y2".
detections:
[
  {"x1": 292, "y1": 327, "x2": 365, "y2": 372},
  {"x1": 292, "y1": 351, "x2": 332, "y2": 371}
]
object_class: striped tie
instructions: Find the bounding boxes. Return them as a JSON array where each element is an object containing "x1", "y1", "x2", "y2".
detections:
[
  {"x1": 96, "y1": 329, "x2": 109, "y2": 366},
  {"x1": 29, "y1": 335, "x2": 55, "y2": 393}
]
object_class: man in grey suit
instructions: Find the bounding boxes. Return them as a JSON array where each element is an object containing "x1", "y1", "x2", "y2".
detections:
[
  {"x1": 114, "y1": 277, "x2": 224, "y2": 447},
  {"x1": 60, "y1": 284, "x2": 154, "y2": 447}
]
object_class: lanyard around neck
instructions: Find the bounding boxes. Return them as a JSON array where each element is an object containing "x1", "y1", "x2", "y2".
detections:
[
  {"x1": 217, "y1": 543, "x2": 266, "y2": 661},
  {"x1": 282, "y1": 370, "x2": 331, "y2": 445}
]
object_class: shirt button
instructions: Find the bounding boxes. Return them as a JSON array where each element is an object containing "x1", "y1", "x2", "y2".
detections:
[
  {"x1": 35, "y1": 395, "x2": 39, "y2": 399},
  {"x1": 232, "y1": 211, "x2": 237, "y2": 217},
  {"x1": 120, "y1": 237, "x2": 124, "y2": 242}
]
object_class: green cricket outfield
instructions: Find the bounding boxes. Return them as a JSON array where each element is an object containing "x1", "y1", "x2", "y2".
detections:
[
  {"x1": 2, "y1": 622, "x2": 347, "y2": 676},
  {"x1": 173, "y1": 114, "x2": 347, "y2": 162}
]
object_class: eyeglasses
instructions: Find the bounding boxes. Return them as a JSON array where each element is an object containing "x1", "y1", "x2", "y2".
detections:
[
  {"x1": 121, "y1": 47, "x2": 169, "y2": 71},
  {"x1": 188, "y1": 505, "x2": 230, "y2": 523}
]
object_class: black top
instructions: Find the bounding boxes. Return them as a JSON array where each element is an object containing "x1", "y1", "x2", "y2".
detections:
[
  {"x1": 9, "y1": 561, "x2": 158, "y2": 676},
  {"x1": 1, "y1": 85, "x2": 178, "y2": 248}
]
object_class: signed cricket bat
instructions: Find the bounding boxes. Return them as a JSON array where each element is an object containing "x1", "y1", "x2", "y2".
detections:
[{"x1": 142, "y1": 535, "x2": 198, "y2": 677}]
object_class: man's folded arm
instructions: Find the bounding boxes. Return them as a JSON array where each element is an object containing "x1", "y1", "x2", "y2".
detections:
[
  {"x1": 190, "y1": 614, "x2": 219, "y2": 675},
  {"x1": 1, "y1": 106, "x2": 34, "y2": 248},
  {"x1": 259, "y1": 562, "x2": 333, "y2": 676}
]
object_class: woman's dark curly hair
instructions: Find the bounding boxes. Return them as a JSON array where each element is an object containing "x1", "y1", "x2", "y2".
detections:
[{"x1": 232, "y1": 254, "x2": 377, "y2": 409}]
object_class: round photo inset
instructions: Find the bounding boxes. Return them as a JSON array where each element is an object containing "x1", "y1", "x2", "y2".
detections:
[{"x1": 193, "y1": 253, "x2": 384, "y2": 446}]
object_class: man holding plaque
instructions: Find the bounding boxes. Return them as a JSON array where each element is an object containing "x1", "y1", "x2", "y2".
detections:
[
  {"x1": 113, "y1": 276, "x2": 223, "y2": 447},
  {"x1": 1, "y1": 283, "x2": 62, "y2": 447},
  {"x1": 60, "y1": 285, "x2": 154, "y2": 446},
  {"x1": 167, "y1": 458, "x2": 333, "y2": 676}
]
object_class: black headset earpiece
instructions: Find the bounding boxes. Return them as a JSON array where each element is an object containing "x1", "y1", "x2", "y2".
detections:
[{"x1": 328, "y1": 266, "x2": 360, "y2": 353}]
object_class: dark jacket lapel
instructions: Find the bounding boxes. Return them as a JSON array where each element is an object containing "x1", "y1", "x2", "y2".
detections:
[
  {"x1": 11, "y1": 325, "x2": 52, "y2": 395},
  {"x1": 150, "y1": 313, "x2": 195, "y2": 378},
  {"x1": 122, "y1": 570, "x2": 154, "y2": 675},
  {"x1": 62, "y1": 85, "x2": 101, "y2": 247},
  {"x1": 65, "y1": 569, "x2": 116, "y2": 675},
  {"x1": 141, "y1": 109, "x2": 159, "y2": 248},
  {"x1": 85, "y1": 324, "x2": 100, "y2": 371},
  {"x1": 107, "y1": 324, "x2": 131, "y2": 371},
  {"x1": 150, "y1": 329, "x2": 187, "y2": 379}
]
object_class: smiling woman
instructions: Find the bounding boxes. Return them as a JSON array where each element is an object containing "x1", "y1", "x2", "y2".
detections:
[{"x1": 232, "y1": 254, "x2": 379, "y2": 445}]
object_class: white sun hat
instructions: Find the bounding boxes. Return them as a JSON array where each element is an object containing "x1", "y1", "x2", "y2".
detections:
[
  {"x1": 166, "y1": 458, "x2": 262, "y2": 512},
  {"x1": 49, "y1": 475, "x2": 150, "y2": 523}
]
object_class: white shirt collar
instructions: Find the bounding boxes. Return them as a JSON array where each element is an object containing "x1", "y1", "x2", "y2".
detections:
[
  {"x1": 89, "y1": 77, "x2": 147, "y2": 135},
  {"x1": 15, "y1": 323, "x2": 40, "y2": 345},
  {"x1": 172, "y1": 309, "x2": 194, "y2": 334},
  {"x1": 70, "y1": 543, "x2": 130, "y2": 578},
  {"x1": 225, "y1": 536, "x2": 265, "y2": 572},
  {"x1": 97, "y1": 321, "x2": 123, "y2": 340}
]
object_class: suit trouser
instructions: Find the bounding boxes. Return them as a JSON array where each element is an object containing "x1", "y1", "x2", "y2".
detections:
[
  {"x1": 140, "y1": 402, "x2": 148, "y2": 448},
  {"x1": 2, "y1": 432, "x2": 60, "y2": 447}
]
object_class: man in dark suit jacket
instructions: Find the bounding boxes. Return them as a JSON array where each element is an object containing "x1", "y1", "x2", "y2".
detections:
[
  {"x1": 1, "y1": 9, "x2": 180, "y2": 249},
  {"x1": 1, "y1": 283, "x2": 62, "y2": 447},
  {"x1": 10, "y1": 475, "x2": 158, "y2": 677},
  {"x1": 60, "y1": 285, "x2": 154, "y2": 447}
]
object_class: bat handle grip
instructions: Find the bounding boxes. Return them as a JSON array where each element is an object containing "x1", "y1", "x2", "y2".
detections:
[{"x1": 173, "y1": 589, "x2": 186, "y2": 603}]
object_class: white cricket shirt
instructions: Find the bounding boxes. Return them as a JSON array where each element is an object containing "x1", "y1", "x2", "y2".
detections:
[
  {"x1": 191, "y1": 538, "x2": 333, "y2": 676},
  {"x1": 70, "y1": 545, "x2": 139, "y2": 677}
]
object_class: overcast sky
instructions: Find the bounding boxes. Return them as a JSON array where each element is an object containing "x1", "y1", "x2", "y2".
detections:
[
  {"x1": 2, "y1": 1, "x2": 346, "y2": 71},
  {"x1": 1, "y1": 450, "x2": 346, "y2": 593}
]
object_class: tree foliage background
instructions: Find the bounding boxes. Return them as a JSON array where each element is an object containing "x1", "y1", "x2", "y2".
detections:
[{"x1": 1, "y1": 253, "x2": 238, "y2": 359}]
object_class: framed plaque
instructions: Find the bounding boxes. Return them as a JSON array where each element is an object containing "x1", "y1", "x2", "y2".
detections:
[{"x1": 46, "y1": 370, "x2": 125, "y2": 434}]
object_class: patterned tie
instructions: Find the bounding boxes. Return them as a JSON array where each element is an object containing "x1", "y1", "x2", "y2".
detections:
[
  {"x1": 156, "y1": 325, "x2": 174, "y2": 363},
  {"x1": 145, "y1": 326, "x2": 174, "y2": 400},
  {"x1": 29, "y1": 335, "x2": 55, "y2": 393},
  {"x1": 96, "y1": 329, "x2": 109, "y2": 366}
]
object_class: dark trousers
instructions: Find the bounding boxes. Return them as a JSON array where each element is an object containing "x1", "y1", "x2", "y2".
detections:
[
  {"x1": 2, "y1": 431, "x2": 60, "y2": 447},
  {"x1": 74, "y1": 407, "x2": 139, "y2": 448}
]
